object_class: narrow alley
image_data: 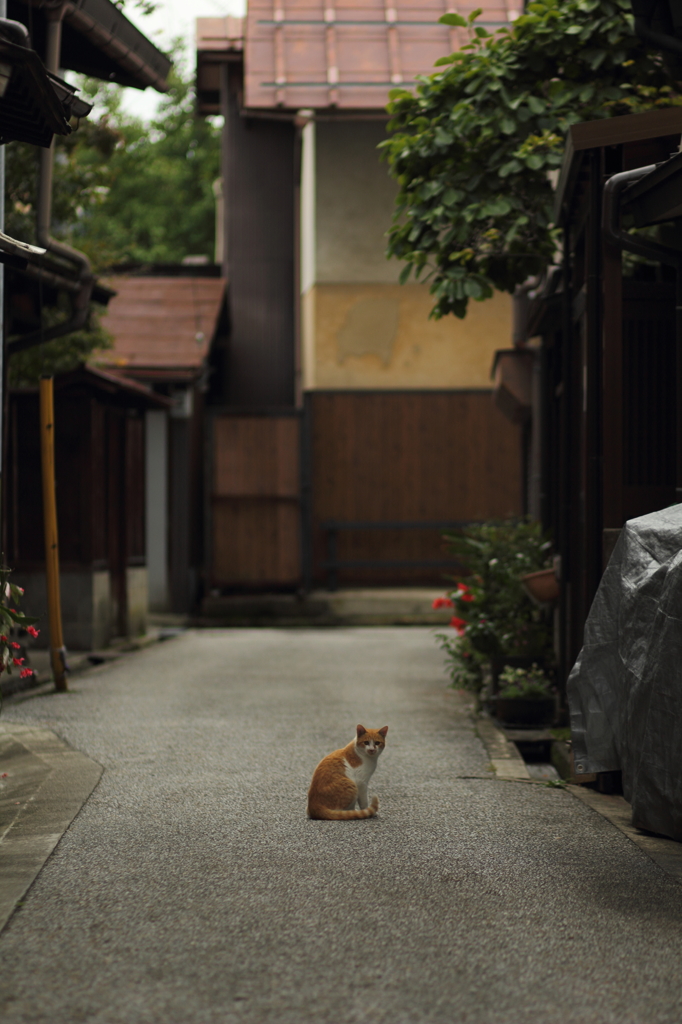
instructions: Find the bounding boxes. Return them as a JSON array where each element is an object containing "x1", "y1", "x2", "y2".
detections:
[{"x1": 1, "y1": 628, "x2": 681, "y2": 1024}]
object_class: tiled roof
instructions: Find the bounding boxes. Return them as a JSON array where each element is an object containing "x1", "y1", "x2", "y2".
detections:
[
  {"x1": 196, "y1": 16, "x2": 244, "y2": 52},
  {"x1": 99, "y1": 277, "x2": 227, "y2": 372},
  {"x1": 243, "y1": 0, "x2": 516, "y2": 110}
]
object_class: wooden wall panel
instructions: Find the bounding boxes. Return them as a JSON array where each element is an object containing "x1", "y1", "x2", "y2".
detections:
[
  {"x1": 309, "y1": 391, "x2": 522, "y2": 585},
  {"x1": 210, "y1": 414, "x2": 301, "y2": 587},
  {"x1": 214, "y1": 417, "x2": 299, "y2": 497},
  {"x1": 212, "y1": 500, "x2": 300, "y2": 584}
]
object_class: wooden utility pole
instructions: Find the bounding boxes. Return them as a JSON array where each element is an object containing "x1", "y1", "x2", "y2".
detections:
[{"x1": 39, "y1": 377, "x2": 67, "y2": 692}]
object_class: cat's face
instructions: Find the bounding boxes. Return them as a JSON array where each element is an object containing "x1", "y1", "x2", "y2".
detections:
[{"x1": 356, "y1": 725, "x2": 388, "y2": 757}]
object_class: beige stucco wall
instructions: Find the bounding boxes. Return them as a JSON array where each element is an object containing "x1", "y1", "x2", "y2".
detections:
[
  {"x1": 302, "y1": 283, "x2": 512, "y2": 390},
  {"x1": 300, "y1": 119, "x2": 513, "y2": 389}
]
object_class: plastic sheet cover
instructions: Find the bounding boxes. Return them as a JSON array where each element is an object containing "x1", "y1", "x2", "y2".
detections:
[{"x1": 568, "y1": 504, "x2": 682, "y2": 841}]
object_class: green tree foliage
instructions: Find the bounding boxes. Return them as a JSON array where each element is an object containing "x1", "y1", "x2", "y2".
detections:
[
  {"x1": 6, "y1": 55, "x2": 220, "y2": 385},
  {"x1": 7, "y1": 63, "x2": 220, "y2": 269},
  {"x1": 381, "y1": 0, "x2": 678, "y2": 319},
  {"x1": 8, "y1": 303, "x2": 113, "y2": 388}
]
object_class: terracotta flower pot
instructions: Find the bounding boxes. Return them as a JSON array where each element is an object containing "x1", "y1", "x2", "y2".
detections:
[{"x1": 521, "y1": 567, "x2": 559, "y2": 605}]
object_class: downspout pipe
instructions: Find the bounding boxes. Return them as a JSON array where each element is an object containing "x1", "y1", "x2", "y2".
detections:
[
  {"x1": 602, "y1": 164, "x2": 682, "y2": 501},
  {"x1": 9, "y1": 6, "x2": 93, "y2": 356}
]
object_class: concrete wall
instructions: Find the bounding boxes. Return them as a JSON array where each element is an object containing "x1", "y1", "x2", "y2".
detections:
[
  {"x1": 15, "y1": 568, "x2": 148, "y2": 650},
  {"x1": 127, "y1": 567, "x2": 148, "y2": 638},
  {"x1": 315, "y1": 120, "x2": 400, "y2": 285},
  {"x1": 15, "y1": 570, "x2": 112, "y2": 651},
  {"x1": 300, "y1": 119, "x2": 513, "y2": 390}
]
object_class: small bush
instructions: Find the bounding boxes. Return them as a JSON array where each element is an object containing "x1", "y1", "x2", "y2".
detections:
[{"x1": 434, "y1": 518, "x2": 554, "y2": 692}]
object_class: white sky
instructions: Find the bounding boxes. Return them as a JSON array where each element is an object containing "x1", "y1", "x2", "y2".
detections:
[{"x1": 118, "y1": 0, "x2": 246, "y2": 121}]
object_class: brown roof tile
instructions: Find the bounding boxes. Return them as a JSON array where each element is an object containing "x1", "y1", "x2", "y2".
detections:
[
  {"x1": 242, "y1": 0, "x2": 515, "y2": 110},
  {"x1": 99, "y1": 277, "x2": 227, "y2": 372}
]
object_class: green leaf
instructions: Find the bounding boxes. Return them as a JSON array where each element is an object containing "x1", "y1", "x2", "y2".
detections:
[
  {"x1": 443, "y1": 188, "x2": 464, "y2": 206},
  {"x1": 468, "y1": 7, "x2": 483, "y2": 23},
  {"x1": 382, "y1": 0, "x2": 670, "y2": 322},
  {"x1": 433, "y1": 54, "x2": 458, "y2": 67},
  {"x1": 498, "y1": 158, "x2": 522, "y2": 177},
  {"x1": 439, "y1": 12, "x2": 467, "y2": 26}
]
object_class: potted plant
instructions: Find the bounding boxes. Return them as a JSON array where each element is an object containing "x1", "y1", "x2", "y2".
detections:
[
  {"x1": 495, "y1": 663, "x2": 555, "y2": 727},
  {"x1": 433, "y1": 519, "x2": 555, "y2": 697}
]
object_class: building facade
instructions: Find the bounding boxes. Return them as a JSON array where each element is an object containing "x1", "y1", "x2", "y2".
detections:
[{"x1": 197, "y1": 2, "x2": 523, "y2": 593}]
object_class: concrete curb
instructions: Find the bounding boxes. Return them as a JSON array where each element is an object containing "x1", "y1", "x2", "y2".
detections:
[
  {"x1": 475, "y1": 714, "x2": 531, "y2": 780},
  {"x1": 474, "y1": 711, "x2": 682, "y2": 882},
  {"x1": 0, "y1": 723, "x2": 102, "y2": 934},
  {"x1": 567, "y1": 784, "x2": 682, "y2": 882}
]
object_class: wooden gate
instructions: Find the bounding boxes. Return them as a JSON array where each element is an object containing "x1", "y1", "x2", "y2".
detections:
[
  {"x1": 208, "y1": 413, "x2": 301, "y2": 588},
  {"x1": 307, "y1": 390, "x2": 523, "y2": 587}
]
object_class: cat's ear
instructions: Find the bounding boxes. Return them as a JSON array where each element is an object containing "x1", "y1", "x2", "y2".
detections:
[
  {"x1": 378, "y1": 726, "x2": 388, "y2": 737},
  {"x1": 356, "y1": 724, "x2": 366, "y2": 738}
]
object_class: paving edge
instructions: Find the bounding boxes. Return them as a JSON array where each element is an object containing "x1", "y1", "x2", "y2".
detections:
[
  {"x1": 475, "y1": 715, "x2": 531, "y2": 780},
  {"x1": 474, "y1": 712, "x2": 682, "y2": 883},
  {"x1": 566, "y1": 785, "x2": 682, "y2": 882},
  {"x1": 0, "y1": 723, "x2": 102, "y2": 933}
]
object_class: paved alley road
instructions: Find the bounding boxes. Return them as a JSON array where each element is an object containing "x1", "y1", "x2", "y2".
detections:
[{"x1": 2, "y1": 628, "x2": 682, "y2": 1024}]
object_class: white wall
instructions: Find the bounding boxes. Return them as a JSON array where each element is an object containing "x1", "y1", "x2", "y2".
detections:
[
  {"x1": 145, "y1": 410, "x2": 169, "y2": 611},
  {"x1": 300, "y1": 119, "x2": 316, "y2": 294}
]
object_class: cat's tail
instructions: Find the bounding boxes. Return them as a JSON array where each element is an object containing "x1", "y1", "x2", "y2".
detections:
[{"x1": 310, "y1": 796, "x2": 379, "y2": 820}]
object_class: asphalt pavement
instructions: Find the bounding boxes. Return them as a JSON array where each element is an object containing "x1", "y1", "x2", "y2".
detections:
[{"x1": 1, "y1": 627, "x2": 682, "y2": 1024}]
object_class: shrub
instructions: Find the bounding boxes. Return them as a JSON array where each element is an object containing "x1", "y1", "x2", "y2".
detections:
[
  {"x1": 434, "y1": 519, "x2": 554, "y2": 691},
  {"x1": 497, "y1": 663, "x2": 552, "y2": 699}
]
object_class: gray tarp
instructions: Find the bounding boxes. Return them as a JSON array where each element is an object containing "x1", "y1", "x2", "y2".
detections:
[{"x1": 567, "y1": 504, "x2": 682, "y2": 841}]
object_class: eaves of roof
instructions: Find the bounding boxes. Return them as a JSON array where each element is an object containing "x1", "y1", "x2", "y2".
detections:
[
  {"x1": 31, "y1": 364, "x2": 174, "y2": 409},
  {"x1": 0, "y1": 31, "x2": 91, "y2": 146},
  {"x1": 197, "y1": 2, "x2": 516, "y2": 113},
  {"x1": 12, "y1": 0, "x2": 171, "y2": 91},
  {"x1": 553, "y1": 106, "x2": 682, "y2": 226}
]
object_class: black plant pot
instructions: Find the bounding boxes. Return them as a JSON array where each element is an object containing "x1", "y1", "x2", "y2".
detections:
[{"x1": 496, "y1": 696, "x2": 555, "y2": 727}]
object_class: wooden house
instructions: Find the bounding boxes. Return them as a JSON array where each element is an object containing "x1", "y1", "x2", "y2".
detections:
[
  {"x1": 523, "y1": 106, "x2": 682, "y2": 684},
  {"x1": 99, "y1": 265, "x2": 228, "y2": 614},
  {"x1": 2, "y1": 0, "x2": 171, "y2": 648},
  {"x1": 7, "y1": 367, "x2": 169, "y2": 648},
  {"x1": 196, "y1": 2, "x2": 525, "y2": 595}
]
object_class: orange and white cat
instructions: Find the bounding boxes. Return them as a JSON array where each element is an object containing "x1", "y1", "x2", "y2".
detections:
[{"x1": 307, "y1": 724, "x2": 388, "y2": 820}]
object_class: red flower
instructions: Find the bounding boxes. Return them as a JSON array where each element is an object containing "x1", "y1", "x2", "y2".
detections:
[
  {"x1": 459, "y1": 592, "x2": 474, "y2": 603},
  {"x1": 0, "y1": 636, "x2": 7, "y2": 643},
  {"x1": 457, "y1": 583, "x2": 470, "y2": 593},
  {"x1": 10, "y1": 642, "x2": 20, "y2": 650},
  {"x1": 12, "y1": 657, "x2": 24, "y2": 666},
  {"x1": 450, "y1": 616, "x2": 467, "y2": 636},
  {"x1": 20, "y1": 668, "x2": 33, "y2": 679},
  {"x1": 432, "y1": 597, "x2": 454, "y2": 609},
  {"x1": 26, "y1": 626, "x2": 39, "y2": 638}
]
